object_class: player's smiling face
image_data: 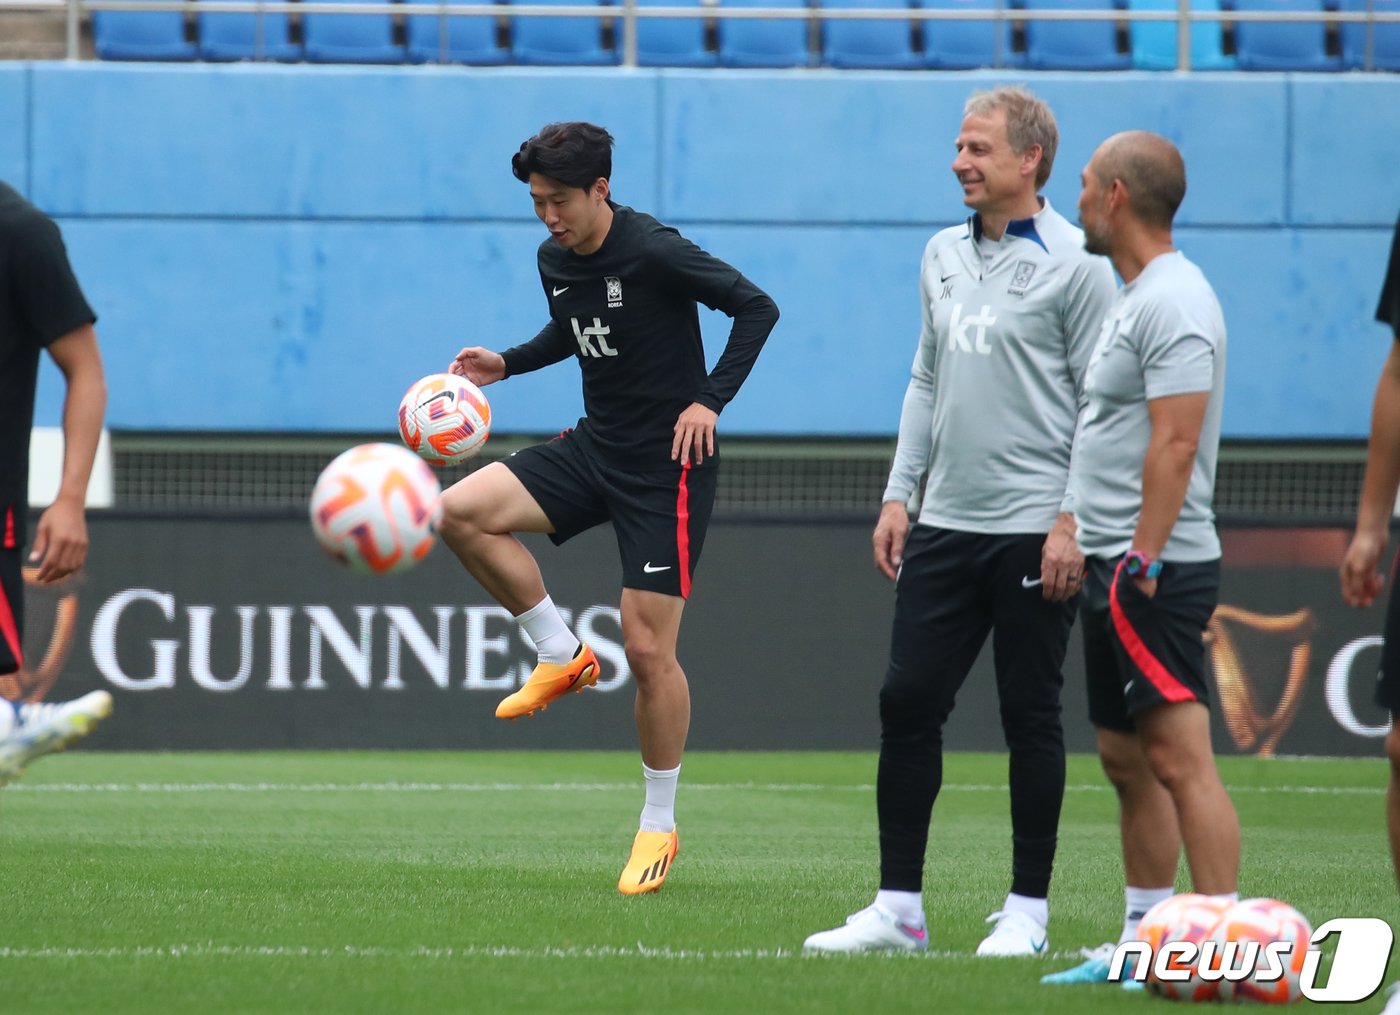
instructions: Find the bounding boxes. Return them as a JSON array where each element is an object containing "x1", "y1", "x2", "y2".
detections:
[
  {"x1": 951, "y1": 109, "x2": 1034, "y2": 216},
  {"x1": 529, "y1": 173, "x2": 612, "y2": 255}
]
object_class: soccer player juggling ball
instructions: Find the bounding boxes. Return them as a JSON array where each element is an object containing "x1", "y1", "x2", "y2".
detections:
[{"x1": 440, "y1": 122, "x2": 778, "y2": 895}]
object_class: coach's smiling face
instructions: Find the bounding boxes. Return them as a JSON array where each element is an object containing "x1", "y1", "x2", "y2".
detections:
[{"x1": 951, "y1": 108, "x2": 1034, "y2": 219}]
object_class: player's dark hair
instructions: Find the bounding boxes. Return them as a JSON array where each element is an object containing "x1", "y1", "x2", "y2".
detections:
[{"x1": 511, "y1": 122, "x2": 615, "y2": 191}]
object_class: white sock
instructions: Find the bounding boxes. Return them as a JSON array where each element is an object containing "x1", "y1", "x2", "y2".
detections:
[
  {"x1": 1211, "y1": 891, "x2": 1240, "y2": 904},
  {"x1": 1002, "y1": 891, "x2": 1048, "y2": 927},
  {"x1": 1123, "y1": 886, "x2": 1175, "y2": 943},
  {"x1": 514, "y1": 595, "x2": 580, "y2": 665},
  {"x1": 875, "y1": 889, "x2": 925, "y2": 927},
  {"x1": 0, "y1": 698, "x2": 16, "y2": 739},
  {"x1": 639, "y1": 763, "x2": 680, "y2": 833}
]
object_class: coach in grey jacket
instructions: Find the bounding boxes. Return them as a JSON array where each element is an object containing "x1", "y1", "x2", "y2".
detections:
[{"x1": 805, "y1": 85, "x2": 1116, "y2": 958}]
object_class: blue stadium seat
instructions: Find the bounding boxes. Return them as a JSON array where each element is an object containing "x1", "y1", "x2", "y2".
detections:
[
  {"x1": 717, "y1": 0, "x2": 811, "y2": 67},
  {"x1": 93, "y1": 5, "x2": 198, "y2": 60},
  {"x1": 407, "y1": 0, "x2": 508, "y2": 62},
  {"x1": 1127, "y1": 0, "x2": 1235, "y2": 67},
  {"x1": 1339, "y1": 0, "x2": 1400, "y2": 68},
  {"x1": 1023, "y1": 0, "x2": 1130, "y2": 67},
  {"x1": 198, "y1": 7, "x2": 301, "y2": 60},
  {"x1": 303, "y1": 0, "x2": 404, "y2": 62},
  {"x1": 512, "y1": 0, "x2": 618, "y2": 64},
  {"x1": 820, "y1": 0, "x2": 920, "y2": 68},
  {"x1": 1232, "y1": 0, "x2": 1340, "y2": 68},
  {"x1": 917, "y1": 0, "x2": 1019, "y2": 67},
  {"x1": 634, "y1": 0, "x2": 717, "y2": 65}
]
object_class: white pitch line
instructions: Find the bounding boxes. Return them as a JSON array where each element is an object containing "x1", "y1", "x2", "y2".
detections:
[
  {"x1": 5, "y1": 781, "x2": 1382, "y2": 795},
  {"x1": 0, "y1": 943, "x2": 1019, "y2": 962}
]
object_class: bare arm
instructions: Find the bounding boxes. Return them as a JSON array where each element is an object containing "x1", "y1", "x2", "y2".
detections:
[
  {"x1": 31, "y1": 324, "x2": 106, "y2": 583},
  {"x1": 1130, "y1": 390, "x2": 1209, "y2": 596},
  {"x1": 1341, "y1": 342, "x2": 1400, "y2": 606}
]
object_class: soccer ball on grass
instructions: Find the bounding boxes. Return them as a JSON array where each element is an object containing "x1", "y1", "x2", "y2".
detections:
[
  {"x1": 1209, "y1": 897, "x2": 1313, "y2": 1004},
  {"x1": 1143, "y1": 894, "x2": 1234, "y2": 1001}
]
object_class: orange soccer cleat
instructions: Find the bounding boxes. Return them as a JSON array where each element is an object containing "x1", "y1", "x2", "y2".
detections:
[
  {"x1": 618, "y1": 827, "x2": 679, "y2": 895},
  {"x1": 494, "y1": 643, "x2": 600, "y2": 720}
]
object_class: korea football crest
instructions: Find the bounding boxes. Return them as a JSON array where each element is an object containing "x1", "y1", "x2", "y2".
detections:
[
  {"x1": 1008, "y1": 260, "x2": 1037, "y2": 297},
  {"x1": 605, "y1": 276, "x2": 624, "y2": 308}
]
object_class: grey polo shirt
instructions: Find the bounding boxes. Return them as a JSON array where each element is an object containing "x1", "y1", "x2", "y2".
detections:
[{"x1": 1073, "y1": 250, "x2": 1227, "y2": 562}]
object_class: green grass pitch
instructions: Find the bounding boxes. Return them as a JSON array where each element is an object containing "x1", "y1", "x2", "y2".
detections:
[{"x1": 0, "y1": 751, "x2": 1392, "y2": 1013}]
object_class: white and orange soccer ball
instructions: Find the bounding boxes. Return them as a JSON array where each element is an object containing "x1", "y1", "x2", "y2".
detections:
[
  {"x1": 309, "y1": 443, "x2": 443, "y2": 575},
  {"x1": 397, "y1": 372, "x2": 492, "y2": 467},
  {"x1": 1144, "y1": 894, "x2": 1234, "y2": 1002},
  {"x1": 1209, "y1": 897, "x2": 1313, "y2": 1004},
  {"x1": 1136, "y1": 893, "x2": 1207, "y2": 955}
]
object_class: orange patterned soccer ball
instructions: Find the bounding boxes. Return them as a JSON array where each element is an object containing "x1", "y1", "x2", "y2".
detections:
[
  {"x1": 309, "y1": 443, "x2": 443, "y2": 575},
  {"x1": 1210, "y1": 897, "x2": 1313, "y2": 1004},
  {"x1": 1136, "y1": 893, "x2": 1208, "y2": 955},
  {"x1": 1145, "y1": 895, "x2": 1233, "y2": 1002},
  {"x1": 398, "y1": 373, "x2": 492, "y2": 467}
]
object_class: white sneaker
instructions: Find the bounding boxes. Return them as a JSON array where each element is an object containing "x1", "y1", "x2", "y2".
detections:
[
  {"x1": 0, "y1": 690, "x2": 113, "y2": 787},
  {"x1": 1382, "y1": 982, "x2": 1400, "y2": 1015},
  {"x1": 804, "y1": 903, "x2": 929, "y2": 953},
  {"x1": 975, "y1": 909, "x2": 1049, "y2": 957}
]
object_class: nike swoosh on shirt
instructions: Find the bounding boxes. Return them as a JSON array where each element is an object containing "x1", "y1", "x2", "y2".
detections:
[
  {"x1": 552, "y1": 285, "x2": 570, "y2": 296},
  {"x1": 643, "y1": 563, "x2": 672, "y2": 574},
  {"x1": 1021, "y1": 576, "x2": 1043, "y2": 588}
]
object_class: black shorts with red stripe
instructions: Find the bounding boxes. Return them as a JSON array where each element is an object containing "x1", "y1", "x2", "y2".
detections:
[
  {"x1": 1082, "y1": 553, "x2": 1220, "y2": 732},
  {"x1": 0, "y1": 505, "x2": 24, "y2": 675},
  {"x1": 502, "y1": 429, "x2": 716, "y2": 599}
]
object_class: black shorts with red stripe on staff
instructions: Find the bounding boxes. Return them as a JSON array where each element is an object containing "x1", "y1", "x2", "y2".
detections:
[
  {"x1": 502, "y1": 429, "x2": 716, "y2": 600},
  {"x1": 1082, "y1": 553, "x2": 1221, "y2": 732}
]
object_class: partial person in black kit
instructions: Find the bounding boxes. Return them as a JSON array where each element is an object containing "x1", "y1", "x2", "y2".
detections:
[
  {"x1": 0, "y1": 180, "x2": 113, "y2": 787},
  {"x1": 1340, "y1": 212, "x2": 1400, "y2": 921}
]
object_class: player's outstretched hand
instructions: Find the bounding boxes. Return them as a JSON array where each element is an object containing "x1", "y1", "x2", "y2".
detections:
[
  {"x1": 672, "y1": 403, "x2": 718, "y2": 465},
  {"x1": 30, "y1": 497, "x2": 89, "y2": 584},
  {"x1": 873, "y1": 500, "x2": 910, "y2": 582},
  {"x1": 1341, "y1": 528, "x2": 1387, "y2": 607},
  {"x1": 449, "y1": 347, "x2": 506, "y2": 387}
]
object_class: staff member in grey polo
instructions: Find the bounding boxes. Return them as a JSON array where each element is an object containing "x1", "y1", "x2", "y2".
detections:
[{"x1": 1046, "y1": 130, "x2": 1238, "y2": 985}]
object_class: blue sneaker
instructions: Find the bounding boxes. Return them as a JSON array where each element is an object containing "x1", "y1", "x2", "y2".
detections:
[
  {"x1": 1041, "y1": 943, "x2": 1115, "y2": 984},
  {"x1": 1041, "y1": 943, "x2": 1147, "y2": 989}
]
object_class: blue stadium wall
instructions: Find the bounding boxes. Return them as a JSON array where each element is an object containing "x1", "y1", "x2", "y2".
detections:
[{"x1": 4, "y1": 63, "x2": 1398, "y2": 438}]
